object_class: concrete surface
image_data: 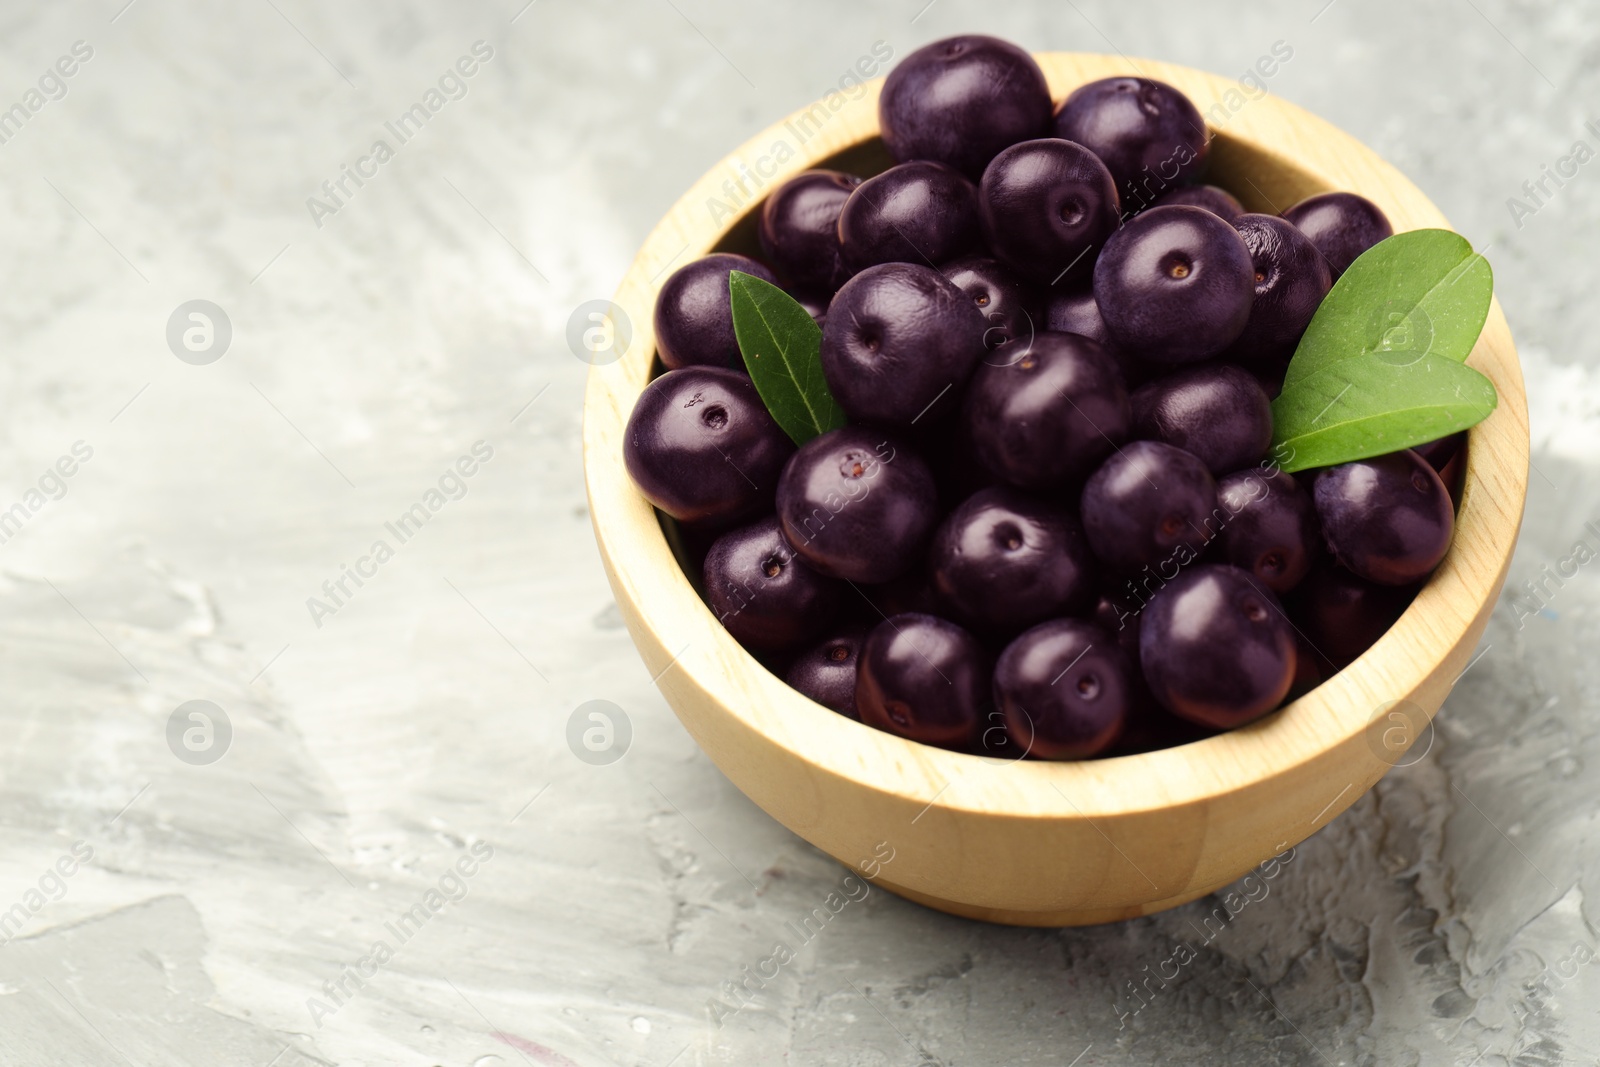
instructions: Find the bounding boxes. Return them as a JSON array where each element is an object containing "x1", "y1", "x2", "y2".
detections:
[{"x1": 0, "y1": 1, "x2": 1596, "y2": 1065}]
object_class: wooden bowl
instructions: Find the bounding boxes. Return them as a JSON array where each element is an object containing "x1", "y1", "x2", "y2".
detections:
[{"x1": 582, "y1": 54, "x2": 1529, "y2": 925}]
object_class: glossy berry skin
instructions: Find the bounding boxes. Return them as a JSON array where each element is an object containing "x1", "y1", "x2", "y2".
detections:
[
  {"x1": 1080, "y1": 440, "x2": 1218, "y2": 574},
  {"x1": 978, "y1": 138, "x2": 1121, "y2": 285},
  {"x1": 624, "y1": 367, "x2": 794, "y2": 526},
  {"x1": 840, "y1": 161, "x2": 979, "y2": 270},
  {"x1": 1229, "y1": 213, "x2": 1333, "y2": 361},
  {"x1": 1093, "y1": 205, "x2": 1256, "y2": 364},
  {"x1": 1313, "y1": 450, "x2": 1454, "y2": 585},
  {"x1": 941, "y1": 255, "x2": 1039, "y2": 352},
  {"x1": 963, "y1": 331, "x2": 1130, "y2": 491},
  {"x1": 856, "y1": 613, "x2": 990, "y2": 749},
  {"x1": 993, "y1": 619, "x2": 1129, "y2": 760},
  {"x1": 786, "y1": 625, "x2": 867, "y2": 719},
  {"x1": 759, "y1": 170, "x2": 862, "y2": 296},
  {"x1": 928, "y1": 487, "x2": 1095, "y2": 633},
  {"x1": 654, "y1": 254, "x2": 777, "y2": 370},
  {"x1": 879, "y1": 35, "x2": 1052, "y2": 180},
  {"x1": 1216, "y1": 467, "x2": 1319, "y2": 594},
  {"x1": 703, "y1": 517, "x2": 840, "y2": 652},
  {"x1": 1139, "y1": 564, "x2": 1296, "y2": 728},
  {"x1": 1292, "y1": 564, "x2": 1417, "y2": 666},
  {"x1": 1281, "y1": 191, "x2": 1393, "y2": 279},
  {"x1": 820, "y1": 262, "x2": 986, "y2": 425},
  {"x1": 776, "y1": 427, "x2": 938, "y2": 583},
  {"x1": 1152, "y1": 184, "x2": 1244, "y2": 221},
  {"x1": 1052, "y1": 77, "x2": 1209, "y2": 209},
  {"x1": 1130, "y1": 363, "x2": 1273, "y2": 474}
]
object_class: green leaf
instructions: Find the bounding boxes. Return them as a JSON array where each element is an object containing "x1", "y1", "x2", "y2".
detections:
[
  {"x1": 1271, "y1": 352, "x2": 1498, "y2": 473},
  {"x1": 728, "y1": 270, "x2": 846, "y2": 445},
  {"x1": 1284, "y1": 229, "x2": 1493, "y2": 392}
]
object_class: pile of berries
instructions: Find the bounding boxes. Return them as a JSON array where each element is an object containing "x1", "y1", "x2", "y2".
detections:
[{"x1": 624, "y1": 35, "x2": 1461, "y2": 759}]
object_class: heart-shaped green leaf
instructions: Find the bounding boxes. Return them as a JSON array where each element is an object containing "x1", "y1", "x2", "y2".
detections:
[
  {"x1": 1284, "y1": 229, "x2": 1493, "y2": 392},
  {"x1": 728, "y1": 271, "x2": 846, "y2": 445},
  {"x1": 1271, "y1": 351, "x2": 1498, "y2": 473}
]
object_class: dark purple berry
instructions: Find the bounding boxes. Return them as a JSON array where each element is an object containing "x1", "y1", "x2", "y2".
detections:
[
  {"x1": 963, "y1": 332, "x2": 1130, "y2": 491},
  {"x1": 1281, "y1": 191, "x2": 1393, "y2": 279},
  {"x1": 856, "y1": 613, "x2": 990, "y2": 749},
  {"x1": 1216, "y1": 467, "x2": 1318, "y2": 594},
  {"x1": 624, "y1": 367, "x2": 794, "y2": 525},
  {"x1": 703, "y1": 517, "x2": 841, "y2": 652},
  {"x1": 1093, "y1": 205, "x2": 1256, "y2": 364},
  {"x1": 941, "y1": 255, "x2": 1039, "y2": 352},
  {"x1": 1080, "y1": 440, "x2": 1218, "y2": 574},
  {"x1": 786, "y1": 625, "x2": 867, "y2": 719},
  {"x1": 993, "y1": 619, "x2": 1129, "y2": 759},
  {"x1": 820, "y1": 262, "x2": 985, "y2": 425},
  {"x1": 928, "y1": 487, "x2": 1095, "y2": 633},
  {"x1": 1292, "y1": 564, "x2": 1417, "y2": 667},
  {"x1": 1052, "y1": 77, "x2": 1209, "y2": 211},
  {"x1": 1152, "y1": 184, "x2": 1244, "y2": 220},
  {"x1": 977, "y1": 138, "x2": 1121, "y2": 285},
  {"x1": 1229, "y1": 213, "x2": 1332, "y2": 361},
  {"x1": 879, "y1": 36, "x2": 1052, "y2": 180},
  {"x1": 1129, "y1": 363, "x2": 1273, "y2": 474},
  {"x1": 654, "y1": 254, "x2": 777, "y2": 371},
  {"x1": 1313, "y1": 450, "x2": 1454, "y2": 585},
  {"x1": 1139, "y1": 564, "x2": 1295, "y2": 728},
  {"x1": 840, "y1": 161, "x2": 979, "y2": 270},
  {"x1": 776, "y1": 427, "x2": 938, "y2": 583},
  {"x1": 758, "y1": 170, "x2": 862, "y2": 296}
]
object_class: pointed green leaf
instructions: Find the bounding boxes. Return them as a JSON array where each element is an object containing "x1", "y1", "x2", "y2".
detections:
[
  {"x1": 1284, "y1": 229, "x2": 1494, "y2": 391},
  {"x1": 1271, "y1": 352, "x2": 1498, "y2": 473},
  {"x1": 728, "y1": 270, "x2": 846, "y2": 445}
]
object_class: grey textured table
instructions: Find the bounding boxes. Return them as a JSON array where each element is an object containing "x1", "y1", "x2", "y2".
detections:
[{"x1": 0, "y1": 2, "x2": 1595, "y2": 1065}]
